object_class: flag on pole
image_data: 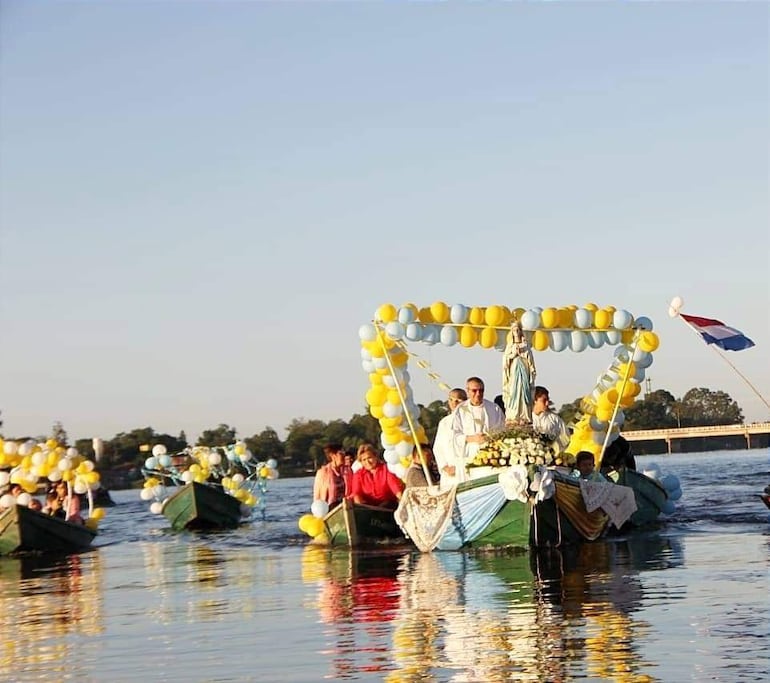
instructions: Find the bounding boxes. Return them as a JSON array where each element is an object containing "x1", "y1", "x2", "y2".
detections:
[{"x1": 680, "y1": 313, "x2": 755, "y2": 351}]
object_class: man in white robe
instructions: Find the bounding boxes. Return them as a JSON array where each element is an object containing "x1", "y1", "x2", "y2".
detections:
[
  {"x1": 450, "y1": 377, "x2": 505, "y2": 482},
  {"x1": 432, "y1": 388, "x2": 467, "y2": 489},
  {"x1": 532, "y1": 385, "x2": 570, "y2": 454}
]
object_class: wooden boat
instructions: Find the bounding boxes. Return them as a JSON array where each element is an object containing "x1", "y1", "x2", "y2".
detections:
[
  {"x1": 397, "y1": 470, "x2": 612, "y2": 552},
  {"x1": 0, "y1": 504, "x2": 96, "y2": 555},
  {"x1": 607, "y1": 468, "x2": 668, "y2": 527},
  {"x1": 314, "y1": 497, "x2": 408, "y2": 547},
  {"x1": 162, "y1": 481, "x2": 243, "y2": 531}
]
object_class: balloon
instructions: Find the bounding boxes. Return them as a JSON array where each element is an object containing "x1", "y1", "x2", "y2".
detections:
[
  {"x1": 311, "y1": 500, "x2": 330, "y2": 518},
  {"x1": 479, "y1": 327, "x2": 497, "y2": 348},
  {"x1": 450, "y1": 304, "x2": 468, "y2": 324},
  {"x1": 521, "y1": 309, "x2": 541, "y2": 331},
  {"x1": 532, "y1": 330, "x2": 549, "y2": 351},
  {"x1": 91, "y1": 507, "x2": 106, "y2": 521},
  {"x1": 574, "y1": 308, "x2": 592, "y2": 329},
  {"x1": 430, "y1": 301, "x2": 449, "y2": 323},
  {"x1": 152, "y1": 444, "x2": 167, "y2": 457},
  {"x1": 613, "y1": 309, "x2": 633, "y2": 329},
  {"x1": 144, "y1": 456, "x2": 159, "y2": 470},
  {"x1": 405, "y1": 323, "x2": 423, "y2": 341},
  {"x1": 16, "y1": 492, "x2": 32, "y2": 507},
  {"x1": 468, "y1": 307, "x2": 485, "y2": 326},
  {"x1": 569, "y1": 331, "x2": 587, "y2": 353},
  {"x1": 587, "y1": 331, "x2": 605, "y2": 349},
  {"x1": 422, "y1": 325, "x2": 439, "y2": 345},
  {"x1": 605, "y1": 329, "x2": 621, "y2": 345},
  {"x1": 485, "y1": 305, "x2": 507, "y2": 327},
  {"x1": 266, "y1": 459, "x2": 278, "y2": 469},
  {"x1": 358, "y1": 323, "x2": 377, "y2": 342},
  {"x1": 376, "y1": 304, "x2": 397, "y2": 323},
  {"x1": 440, "y1": 325, "x2": 458, "y2": 346},
  {"x1": 307, "y1": 517, "x2": 325, "y2": 538},
  {"x1": 635, "y1": 316, "x2": 653, "y2": 331},
  {"x1": 668, "y1": 296, "x2": 683, "y2": 317},
  {"x1": 541, "y1": 308, "x2": 559, "y2": 329},
  {"x1": 594, "y1": 309, "x2": 612, "y2": 329},
  {"x1": 298, "y1": 514, "x2": 315, "y2": 534},
  {"x1": 396, "y1": 307, "x2": 414, "y2": 326},
  {"x1": 638, "y1": 331, "x2": 660, "y2": 353},
  {"x1": 459, "y1": 325, "x2": 478, "y2": 348},
  {"x1": 0, "y1": 494, "x2": 14, "y2": 509},
  {"x1": 549, "y1": 331, "x2": 569, "y2": 352},
  {"x1": 385, "y1": 321, "x2": 405, "y2": 340}
]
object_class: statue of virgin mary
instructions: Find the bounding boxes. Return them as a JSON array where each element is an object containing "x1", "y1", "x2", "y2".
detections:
[{"x1": 501, "y1": 320, "x2": 536, "y2": 424}]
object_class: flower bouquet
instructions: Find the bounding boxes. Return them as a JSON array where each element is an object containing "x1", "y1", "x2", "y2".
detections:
[{"x1": 468, "y1": 424, "x2": 568, "y2": 470}]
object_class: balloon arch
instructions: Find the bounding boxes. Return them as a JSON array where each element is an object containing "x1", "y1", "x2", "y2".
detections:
[{"x1": 358, "y1": 301, "x2": 660, "y2": 477}]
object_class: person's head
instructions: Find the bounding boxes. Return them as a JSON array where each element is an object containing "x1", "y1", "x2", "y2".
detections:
[
  {"x1": 447, "y1": 388, "x2": 467, "y2": 413},
  {"x1": 575, "y1": 451, "x2": 595, "y2": 477},
  {"x1": 533, "y1": 386, "x2": 551, "y2": 415},
  {"x1": 29, "y1": 498, "x2": 42, "y2": 511},
  {"x1": 323, "y1": 443, "x2": 346, "y2": 467},
  {"x1": 357, "y1": 446, "x2": 382, "y2": 472},
  {"x1": 47, "y1": 492, "x2": 61, "y2": 510},
  {"x1": 343, "y1": 449, "x2": 355, "y2": 467},
  {"x1": 493, "y1": 394, "x2": 505, "y2": 412},
  {"x1": 465, "y1": 377, "x2": 485, "y2": 406},
  {"x1": 10, "y1": 484, "x2": 23, "y2": 497},
  {"x1": 55, "y1": 481, "x2": 69, "y2": 496},
  {"x1": 412, "y1": 443, "x2": 434, "y2": 465}
]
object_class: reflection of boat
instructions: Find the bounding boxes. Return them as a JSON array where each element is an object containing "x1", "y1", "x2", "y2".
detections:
[
  {"x1": 608, "y1": 468, "x2": 668, "y2": 526},
  {"x1": 397, "y1": 471, "x2": 611, "y2": 551},
  {"x1": 760, "y1": 485, "x2": 770, "y2": 509},
  {"x1": 0, "y1": 504, "x2": 96, "y2": 555},
  {"x1": 314, "y1": 497, "x2": 408, "y2": 547},
  {"x1": 162, "y1": 482, "x2": 243, "y2": 531}
]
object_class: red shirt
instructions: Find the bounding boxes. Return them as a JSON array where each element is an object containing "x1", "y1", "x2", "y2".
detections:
[{"x1": 350, "y1": 463, "x2": 404, "y2": 508}]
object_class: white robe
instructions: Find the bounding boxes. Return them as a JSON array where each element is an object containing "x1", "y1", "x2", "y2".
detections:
[
  {"x1": 450, "y1": 399, "x2": 505, "y2": 481},
  {"x1": 433, "y1": 413, "x2": 461, "y2": 489}
]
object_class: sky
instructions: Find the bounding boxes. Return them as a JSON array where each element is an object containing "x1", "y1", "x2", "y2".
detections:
[{"x1": 1, "y1": 2, "x2": 768, "y2": 445}]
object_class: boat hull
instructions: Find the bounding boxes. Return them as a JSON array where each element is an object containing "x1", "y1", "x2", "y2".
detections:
[
  {"x1": 609, "y1": 468, "x2": 668, "y2": 526},
  {"x1": 162, "y1": 482, "x2": 243, "y2": 531},
  {"x1": 317, "y1": 498, "x2": 407, "y2": 548},
  {"x1": 0, "y1": 505, "x2": 96, "y2": 555}
]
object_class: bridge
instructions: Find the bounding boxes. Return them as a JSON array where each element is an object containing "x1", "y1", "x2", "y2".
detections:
[{"x1": 621, "y1": 422, "x2": 770, "y2": 453}]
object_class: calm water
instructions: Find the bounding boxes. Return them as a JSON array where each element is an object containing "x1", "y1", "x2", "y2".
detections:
[{"x1": 1, "y1": 450, "x2": 768, "y2": 682}]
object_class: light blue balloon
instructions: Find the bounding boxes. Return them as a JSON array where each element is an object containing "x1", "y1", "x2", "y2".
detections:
[
  {"x1": 398, "y1": 306, "x2": 416, "y2": 324},
  {"x1": 549, "y1": 331, "x2": 569, "y2": 352},
  {"x1": 422, "y1": 325, "x2": 439, "y2": 345},
  {"x1": 634, "y1": 351, "x2": 654, "y2": 369},
  {"x1": 266, "y1": 459, "x2": 278, "y2": 469},
  {"x1": 158, "y1": 454, "x2": 172, "y2": 468},
  {"x1": 358, "y1": 323, "x2": 377, "y2": 342},
  {"x1": 574, "y1": 308, "x2": 592, "y2": 329},
  {"x1": 634, "y1": 315, "x2": 653, "y2": 331},
  {"x1": 570, "y1": 330, "x2": 588, "y2": 352},
  {"x1": 440, "y1": 325, "x2": 458, "y2": 346},
  {"x1": 494, "y1": 329, "x2": 507, "y2": 350},
  {"x1": 613, "y1": 309, "x2": 633, "y2": 330},
  {"x1": 385, "y1": 321, "x2": 405, "y2": 340},
  {"x1": 587, "y1": 330, "x2": 605, "y2": 349},
  {"x1": 605, "y1": 329, "x2": 621, "y2": 345},
  {"x1": 449, "y1": 304, "x2": 468, "y2": 324},
  {"x1": 521, "y1": 309, "x2": 541, "y2": 331},
  {"x1": 405, "y1": 323, "x2": 423, "y2": 341},
  {"x1": 144, "y1": 456, "x2": 158, "y2": 470},
  {"x1": 662, "y1": 499, "x2": 676, "y2": 514}
]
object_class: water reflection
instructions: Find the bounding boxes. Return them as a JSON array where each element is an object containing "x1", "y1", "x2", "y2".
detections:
[
  {"x1": 302, "y1": 534, "x2": 684, "y2": 682},
  {"x1": 0, "y1": 551, "x2": 103, "y2": 679}
]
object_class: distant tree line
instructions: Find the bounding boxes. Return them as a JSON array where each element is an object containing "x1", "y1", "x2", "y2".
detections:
[{"x1": 0, "y1": 386, "x2": 756, "y2": 479}]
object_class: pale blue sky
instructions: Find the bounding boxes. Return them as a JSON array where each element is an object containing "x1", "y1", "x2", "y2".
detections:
[{"x1": 1, "y1": 2, "x2": 768, "y2": 443}]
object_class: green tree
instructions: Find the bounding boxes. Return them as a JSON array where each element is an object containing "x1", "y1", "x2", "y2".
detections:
[
  {"x1": 51, "y1": 421, "x2": 68, "y2": 446},
  {"x1": 245, "y1": 427, "x2": 285, "y2": 464},
  {"x1": 419, "y1": 400, "x2": 448, "y2": 444},
  {"x1": 284, "y1": 418, "x2": 327, "y2": 473},
  {"x1": 624, "y1": 390, "x2": 678, "y2": 430},
  {"x1": 197, "y1": 423, "x2": 237, "y2": 447},
  {"x1": 678, "y1": 388, "x2": 743, "y2": 426},
  {"x1": 558, "y1": 398, "x2": 584, "y2": 428},
  {"x1": 347, "y1": 409, "x2": 381, "y2": 446}
]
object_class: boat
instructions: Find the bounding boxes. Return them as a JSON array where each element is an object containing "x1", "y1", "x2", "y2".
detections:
[
  {"x1": 161, "y1": 481, "x2": 244, "y2": 531},
  {"x1": 0, "y1": 504, "x2": 96, "y2": 555},
  {"x1": 313, "y1": 497, "x2": 408, "y2": 547},
  {"x1": 760, "y1": 485, "x2": 770, "y2": 510},
  {"x1": 607, "y1": 467, "x2": 668, "y2": 527},
  {"x1": 395, "y1": 468, "x2": 616, "y2": 552}
]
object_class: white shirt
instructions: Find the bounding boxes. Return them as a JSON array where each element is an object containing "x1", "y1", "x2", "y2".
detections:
[
  {"x1": 450, "y1": 399, "x2": 505, "y2": 481},
  {"x1": 532, "y1": 410, "x2": 570, "y2": 453}
]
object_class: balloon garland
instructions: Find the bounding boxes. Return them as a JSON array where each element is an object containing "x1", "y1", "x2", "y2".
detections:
[
  {"x1": 0, "y1": 438, "x2": 106, "y2": 529},
  {"x1": 140, "y1": 442, "x2": 279, "y2": 519}
]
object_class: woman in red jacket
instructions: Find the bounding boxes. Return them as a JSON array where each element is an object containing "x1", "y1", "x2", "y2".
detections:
[{"x1": 350, "y1": 444, "x2": 404, "y2": 509}]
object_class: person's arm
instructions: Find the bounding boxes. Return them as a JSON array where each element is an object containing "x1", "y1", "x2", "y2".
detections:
[{"x1": 313, "y1": 468, "x2": 324, "y2": 501}]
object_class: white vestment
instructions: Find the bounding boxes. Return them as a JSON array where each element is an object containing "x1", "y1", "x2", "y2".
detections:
[
  {"x1": 433, "y1": 413, "x2": 462, "y2": 489},
  {"x1": 450, "y1": 399, "x2": 505, "y2": 482}
]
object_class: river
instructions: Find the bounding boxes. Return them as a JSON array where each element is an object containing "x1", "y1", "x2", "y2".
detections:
[{"x1": 1, "y1": 449, "x2": 768, "y2": 682}]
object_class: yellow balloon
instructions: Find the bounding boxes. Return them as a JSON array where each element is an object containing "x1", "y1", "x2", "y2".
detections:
[
  {"x1": 386, "y1": 389, "x2": 402, "y2": 405},
  {"x1": 298, "y1": 514, "x2": 314, "y2": 534},
  {"x1": 366, "y1": 384, "x2": 388, "y2": 407},
  {"x1": 616, "y1": 362, "x2": 637, "y2": 379},
  {"x1": 369, "y1": 373, "x2": 383, "y2": 385},
  {"x1": 430, "y1": 301, "x2": 449, "y2": 323},
  {"x1": 459, "y1": 325, "x2": 478, "y2": 348},
  {"x1": 594, "y1": 309, "x2": 612, "y2": 329},
  {"x1": 558, "y1": 308, "x2": 574, "y2": 328},
  {"x1": 479, "y1": 327, "x2": 497, "y2": 348},
  {"x1": 468, "y1": 307, "x2": 485, "y2": 326},
  {"x1": 380, "y1": 416, "x2": 403, "y2": 429},
  {"x1": 369, "y1": 404, "x2": 384, "y2": 419},
  {"x1": 417, "y1": 307, "x2": 434, "y2": 323},
  {"x1": 541, "y1": 308, "x2": 559, "y2": 329},
  {"x1": 377, "y1": 303, "x2": 397, "y2": 323},
  {"x1": 615, "y1": 380, "x2": 637, "y2": 398},
  {"x1": 584, "y1": 302, "x2": 598, "y2": 312},
  {"x1": 484, "y1": 305, "x2": 504, "y2": 327},
  {"x1": 85, "y1": 518, "x2": 99, "y2": 531},
  {"x1": 307, "y1": 517, "x2": 325, "y2": 537},
  {"x1": 91, "y1": 507, "x2": 106, "y2": 521},
  {"x1": 621, "y1": 329, "x2": 635, "y2": 344},
  {"x1": 532, "y1": 330, "x2": 549, "y2": 351},
  {"x1": 638, "y1": 331, "x2": 660, "y2": 352}
]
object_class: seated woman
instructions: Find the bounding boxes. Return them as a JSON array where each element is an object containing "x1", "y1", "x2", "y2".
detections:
[
  {"x1": 43, "y1": 492, "x2": 65, "y2": 519},
  {"x1": 53, "y1": 481, "x2": 84, "y2": 524},
  {"x1": 350, "y1": 445, "x2": 404, "y2": 509}
]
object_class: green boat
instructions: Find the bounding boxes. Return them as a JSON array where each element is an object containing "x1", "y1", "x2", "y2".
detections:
[
  {"x1": 608, "y1": 468, "x2": 668, "y2": 527},
  {"x1": 314, "y1": 497, "x2": 408, "y2": 548},
  {"x1": 397, "y1": 470, "x2": 611, "y2": 552},
  {"x1": 162, "y1": 482, "x2": 244, "y2": 531},
  {"x1": 0, "y1": 504, "x2": 96, "y2": 555}
]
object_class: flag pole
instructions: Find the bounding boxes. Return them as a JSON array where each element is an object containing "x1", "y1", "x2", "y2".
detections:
[{"x1": 677, "y1": 315, "x2": 770, "y2": 415}]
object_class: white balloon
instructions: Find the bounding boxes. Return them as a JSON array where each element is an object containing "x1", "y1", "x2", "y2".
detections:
[
  {"x1": 361, "y1": 360, "x2": 375, "y2": 373},
  {"x1": 605, "y1": 329, "x2": 621, "y2": 345},
  {"x1": 613, "y1": 310, "x2": 633, "y2": 330},
  {"x1": 48, "y1": 470, "x2": 62, "y2": 482},
  {"x1": 74, "y1": 481, "x2": 88, "y2": 495},
  {"x1": 385, "y1": 321, "x2": 405, "y2": 340},
  {"x1": 232, "y1": 473, "x2": 245, "y2": 485},
  {"x1": 440, "y1": 325, "x2": 458, "y2": 347},
  {"x1": 150, "y1": 501, "x2": 164, "y2": 514},
  {"x1": 16, "y1": 492, "x2": 32, "y2": 507},
  {"x1": 0, "y1": 494, "x2": 16, "y2": 508},
  {"x1": 66, "y1": 447, "x2": 79, "y2": 458},
  {"x1": 382, "y1": 402, "x2": 403, "y2": 418},
  {"x1": 398, "y1": 306, "x2": 416, "y2": 324},
  {"x1": 181, "y1": 471, "x2": 194, "y2": 483},
  {"x1": 358, "y1": 323, "x2": 377, "y2": 342},
  {"x1": 58, "y1": 459, "x2": 72, "y2": 472},
  {"x1": 422, "y1": 325, "x2": 439, "y2": 345},
  {"x1": 266, "y1": 459, "x2": 278, "y2": 469},
  {"x1": 521, "y1": 309, "x2": 540, "y2": 331},
  {"x1": 549, "y1": 331, "x2": 569, "y2": 352},
  {"x1": 574, "y1": 308, "x2": 592, "y2": 329},
  {"x1": 395, "y1": 440, "x2": 412, "y2": 458},
  {"x1": 3, "y1": 441, "x2": 18, "y2": 456},
  {"x1": 384, "y1": 451, "x2": 400, "y2": 465},
  {"x1": 0, "y1": 472, "x2": 9, "y2": 486},
  {"x1": 668, "y1": 296, "x2": 683, "y2": 317},
  {"x1": 152, "y1": 444, "x2": 167, "y2": 457},
  {"x1": 18, "y1": 442, "x2": 34, "y2": 457},
  {"x1": 140, "y1": 488, "x2": 154, "y2": 501},
  {"x1": 311, "y1": 499, "x2": 329, "y2": 518},
  {"x1": 569, "y1": 331, "x2": 588, "y2": 353},
  {"x1": 450, "y1": 304, "x2": 468, "y2": 324}
]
